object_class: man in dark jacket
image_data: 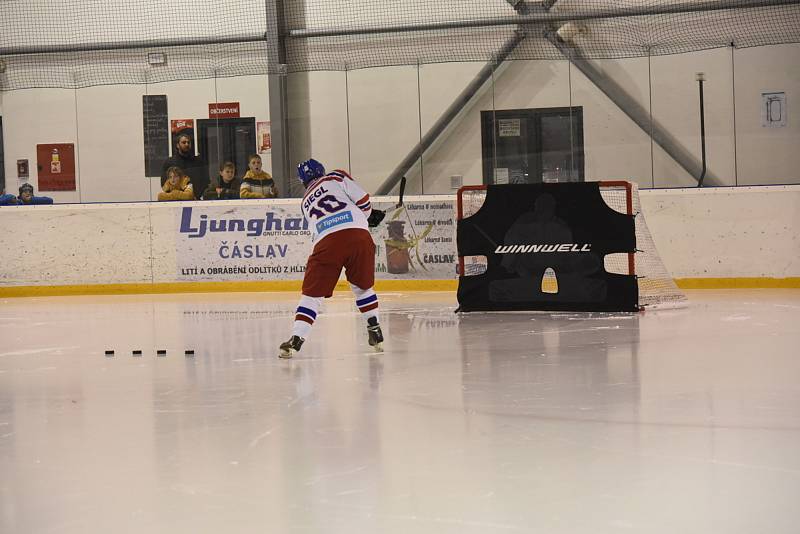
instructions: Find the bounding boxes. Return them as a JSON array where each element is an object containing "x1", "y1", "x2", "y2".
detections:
[{"x1": 160, "y1": 133, "x2": 209, "y2": 196}]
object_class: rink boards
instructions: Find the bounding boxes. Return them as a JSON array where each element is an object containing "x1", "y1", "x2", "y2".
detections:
[{"x1": 1, "y1": 187, "x2": 799, "y2": 296}]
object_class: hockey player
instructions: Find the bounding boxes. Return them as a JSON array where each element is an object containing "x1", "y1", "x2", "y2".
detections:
[{"x1": 279, "y1": 159, "x2": 386, "y2": 358}]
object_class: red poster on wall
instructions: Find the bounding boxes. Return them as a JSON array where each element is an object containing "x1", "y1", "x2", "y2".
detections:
[
  {"x1": 257, "y1": 121, "x2": 271, "y2": 153},
  {"x1": 171, "y1": 119, "x2": 194, "y2": 134},
  {"x1": 36, "y1": 143, "x2": 76, "y2": 191},
  {"x1": 170, "y1": 119, "x2": 195, "y2": 155}
]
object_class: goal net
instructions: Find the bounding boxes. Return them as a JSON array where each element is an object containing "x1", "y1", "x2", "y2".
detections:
[{"x1": 457, "y1": 181, "x2": 686, "y2": 312}]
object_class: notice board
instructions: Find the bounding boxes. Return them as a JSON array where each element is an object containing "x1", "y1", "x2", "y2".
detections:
[{"x1": 143, "y1": 95, "x2": 169, "y2": 177}]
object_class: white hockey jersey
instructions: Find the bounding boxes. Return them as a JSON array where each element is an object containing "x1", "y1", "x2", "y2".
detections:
[{"x1": 300, "y1": 169, "x2": 373, "y2": 242}]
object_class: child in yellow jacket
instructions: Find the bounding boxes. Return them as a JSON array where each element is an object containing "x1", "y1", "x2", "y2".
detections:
[
  {"x1": 158, "y1": 166, "x2": 196, "y2": 201},
  {"x1": 240, "y1": 154, "x2": 278, "y2": 199}
]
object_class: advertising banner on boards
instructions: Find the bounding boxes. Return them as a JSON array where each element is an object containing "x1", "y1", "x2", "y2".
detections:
[{"x1": 174, "y1": 198, "x2": 458, "y2": 282}]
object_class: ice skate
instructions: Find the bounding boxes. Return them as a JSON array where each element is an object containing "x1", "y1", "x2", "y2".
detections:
[
  {"x1": 367, "y1": 317, "x2": 383, "y2": 352},
  {"x1": 278, "y1": 335, "x2": 304, "y2": 359}
]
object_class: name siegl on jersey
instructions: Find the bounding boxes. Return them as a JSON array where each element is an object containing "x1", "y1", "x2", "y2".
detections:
[
  {"x1": 303, "y1": 185, "x2": 328, "y2": 210},
  {"x1": 494, "y1": 243, "x2": 592, "y2": 253}
]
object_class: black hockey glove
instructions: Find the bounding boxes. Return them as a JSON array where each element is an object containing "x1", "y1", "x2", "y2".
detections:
[{"x1": 367, "y1": 209, "x2": 386, "y2": 228}]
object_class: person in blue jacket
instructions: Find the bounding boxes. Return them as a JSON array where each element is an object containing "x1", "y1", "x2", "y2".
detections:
[
  {"x1": 17, "y1": 183, "x2": 53, "y2": 205},
  {"x1": 0, "y1": 187, "x2": 18, "y2": 205}
]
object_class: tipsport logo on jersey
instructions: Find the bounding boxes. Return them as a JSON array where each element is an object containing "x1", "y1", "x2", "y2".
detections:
[
  {"x1": 316, "y1": 210, "x2": 354, "y2": 233},
  {"x1": 175, "y1": 205, "x2": 313, "y2": 281}
]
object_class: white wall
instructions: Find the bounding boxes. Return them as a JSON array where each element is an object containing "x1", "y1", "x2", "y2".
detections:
[
  {"x1": 346, "y1": 66, "x2": 422, "y2": 193},
  {"x1": 2, "y1": 88, "x2": 82, "y2": 204},
  {"x1": 650, "y1": 47, "x2": 736, "y2": 187},
  {"x1": 2, "y1": 46, "x2": 799, "y2": 201},
  {"x1": 75, "y1": 84, "x2": 151, "y2": 203},
  {"x1": 415, "y1": 49, "x2": 739, "y2": 191},
  {"x1": 287, "y1": 71, "x2": 349, "y2": 195},
  {"x1": 418, "y1": 61, "x2": 488, "y2": 195},
  {"x1": 409, "y1": 56, "x2": 662, "y2": 191},
  {"x1": 412, "y1": 45, "x2": 797, "y2": 192},
  {"x1": 734, "y1": 44, "x2": 800, "y2": 185},
  {"x1": 570, "y1": 57, "x2": 653, "y2": 185},
  {"x1": 289, "y1": 60, "x2": 490, "y2": 195}
]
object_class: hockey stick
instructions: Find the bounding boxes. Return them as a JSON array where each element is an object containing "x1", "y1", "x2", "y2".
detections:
[
  {"x1": 397, "y1": 175, "x2": 406, "y2": 208},
  {"x1": 395, "y1": 175, "x2": 420, "y2": 242},
  {"x1": 369, "y1": 176, "x2": 404, "y2": 228},
  {"x1": 377, "y1": 176, "x2": 406, "y2": 224},
  {"x1": 386, "y1": 176, "x2": 410, "y2": 224},
  {"x1": 369, "y1": 176, "x2": 405, "y2": 228}
]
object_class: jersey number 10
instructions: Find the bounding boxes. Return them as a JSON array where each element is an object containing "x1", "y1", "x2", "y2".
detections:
[{"x1": 308, "y1": 195, "x2": 347, "y2": 219}]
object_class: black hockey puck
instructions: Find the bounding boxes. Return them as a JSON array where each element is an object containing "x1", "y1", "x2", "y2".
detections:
[
  {"x1": 132, "y1": 350, "x2": 142, "y2": 356},
  {"x1": 185, "y1": 350, "x2": 194, "y2": 356},
  {"x1": 104, "y1": 350, "x2": 115, "y2": 356},
  {"x1": 157, "y1": 350, "x2": 167, "y2": 356}
]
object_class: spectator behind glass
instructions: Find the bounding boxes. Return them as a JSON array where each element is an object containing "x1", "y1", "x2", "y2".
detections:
[
  {"x1": 160, "y1": 133, "x2": 209, "y2": 196},
  {"x1": 17, "y1": 183, "x2": 54, "y2": 205},
  {"x1": 240, "y1": 154, "x2": 278, "y2": 199},
  {"x1": 202, "y1": 161, "x2": 241, "y2": 200},
  {"x1": 158, "y1": 166, "x2": 195, "y2": 201},
  {"x1": 0, "y1": 187, "x2": 18, "y2": 205}
]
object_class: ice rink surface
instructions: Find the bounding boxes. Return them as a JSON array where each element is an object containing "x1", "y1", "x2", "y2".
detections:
[{"x1": 1, "y1": 289, "x2": 799, "y2": 533}]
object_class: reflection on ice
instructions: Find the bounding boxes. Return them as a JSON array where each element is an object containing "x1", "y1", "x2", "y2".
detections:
[{"x1": 1, "y1": 290, "x2": 799, "y2": 533}]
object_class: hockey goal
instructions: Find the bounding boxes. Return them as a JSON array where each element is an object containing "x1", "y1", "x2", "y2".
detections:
[{"x1": 458, "y1": 181, "x2": 687, "y2": 311}]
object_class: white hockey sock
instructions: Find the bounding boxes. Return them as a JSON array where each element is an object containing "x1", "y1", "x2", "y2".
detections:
[
  {"x1": 292, "y1": 295, "x2": 322, "y2": 339},
  {"x1": 350, "y1": 284, "x2": 379, "y2": 323}
]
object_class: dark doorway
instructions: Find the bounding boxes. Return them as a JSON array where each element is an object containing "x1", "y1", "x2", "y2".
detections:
[
  {"x1": 481, "y1": 107, "x2": 584, "y2": 185},
  {"x1": 197, "y1": 118, "x2": 257, "y2": 181}
]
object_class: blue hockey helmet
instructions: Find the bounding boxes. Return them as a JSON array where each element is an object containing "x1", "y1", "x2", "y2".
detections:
[{"x1": 297, "y1": 158, "x2": 325, "y2": 186}]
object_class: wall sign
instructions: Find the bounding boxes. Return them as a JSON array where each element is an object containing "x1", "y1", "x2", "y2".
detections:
[
  {"x1": 761, "y1": 91, "x2": 786, "y2": 128},
  {"x1": 36, "y1": 144, "x2": 76, "y2": 191},
  {"x1": 17, "y1": 159, "x2": 29, "y2": 179},
  {"x1": 498, "y1": 118, "x2": 521, "y2": 137},
  {"x1": 209, "y1": 102, "x2": 240, "y2": 119}
]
